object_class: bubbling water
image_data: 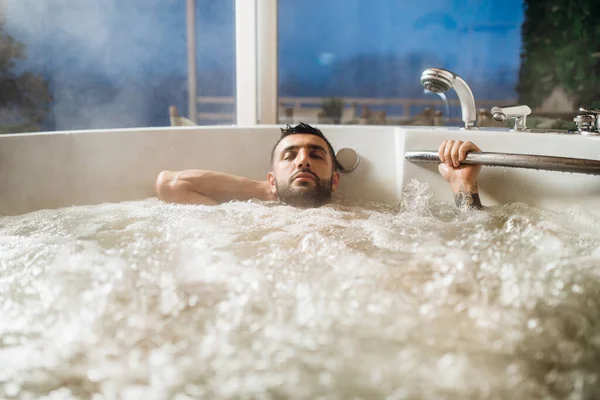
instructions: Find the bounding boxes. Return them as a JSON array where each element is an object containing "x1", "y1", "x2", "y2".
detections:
[{"x1": 1, "y1": 180, "x2": 600, "y2": 399}]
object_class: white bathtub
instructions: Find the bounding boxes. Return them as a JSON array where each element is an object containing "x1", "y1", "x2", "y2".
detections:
[{"x1": 0, "y1": 125, "x2": 599, "y2": 216}]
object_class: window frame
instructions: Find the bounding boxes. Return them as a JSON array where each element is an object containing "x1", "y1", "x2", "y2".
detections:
[{"x1": 235, "y1": 0, "x2": 278, "y2": 125}]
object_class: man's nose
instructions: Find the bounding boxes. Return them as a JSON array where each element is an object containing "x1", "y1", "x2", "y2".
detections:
[{"x1": 296, "y1": 149, "x2": 310, "y2": 168}]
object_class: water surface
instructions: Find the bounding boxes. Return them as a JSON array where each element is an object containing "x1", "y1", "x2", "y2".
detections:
[{"x1": 1, "y1": 181, "x2": 600, "y2": 399}]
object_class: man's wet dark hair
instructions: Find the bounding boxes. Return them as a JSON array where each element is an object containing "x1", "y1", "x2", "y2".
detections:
[{"x1": 270, "y1": 122, "x2": 342, "y2": 171}]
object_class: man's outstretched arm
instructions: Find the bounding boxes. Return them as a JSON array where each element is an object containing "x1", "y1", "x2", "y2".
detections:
[
  {"x1": 437, "y1": 140, "x2": 483, "y2": 210},
  {"x1": 155, "y1": 170, "x2": 275, "y2": 205}
]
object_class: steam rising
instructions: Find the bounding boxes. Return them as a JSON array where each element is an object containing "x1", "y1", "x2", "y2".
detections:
[{"x1": 3, "y1": 0, "x2": 235, "y2": 130}]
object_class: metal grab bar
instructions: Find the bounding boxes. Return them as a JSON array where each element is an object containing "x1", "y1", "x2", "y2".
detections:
[{"x1": 405, "y1": 151, "x2": 600, "y2": 176}]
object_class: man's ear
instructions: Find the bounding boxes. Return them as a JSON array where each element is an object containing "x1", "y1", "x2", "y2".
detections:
[
  {"x1": 267, "y1": 172, "x2": 277, "y2": 195},
  {"x1": 331, "y1": 171, "x2": 340, "y2": 192}
]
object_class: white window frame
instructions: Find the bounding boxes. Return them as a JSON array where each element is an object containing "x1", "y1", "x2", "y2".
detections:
[
  {"x1": 186, "y1": 0, "x2": 198, "y2": 123},
  {"x1": 235, "y1": 0, "x2": 278, "y2": 125}
]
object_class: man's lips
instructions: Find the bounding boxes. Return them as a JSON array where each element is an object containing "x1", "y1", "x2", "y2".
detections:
[{"x1": 291, "y1": 171, "x2": 319, "y2": 182}]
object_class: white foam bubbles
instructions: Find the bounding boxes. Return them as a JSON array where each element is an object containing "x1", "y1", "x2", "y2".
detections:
[{"x1": 1, "y1": 183, "x2": 599, "y2": 398}]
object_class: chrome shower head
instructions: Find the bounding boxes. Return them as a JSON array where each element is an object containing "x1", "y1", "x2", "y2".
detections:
[
  {"x1": 420, "y1": 68, "x2": 477, "y2": 129},
  {"x1": 420, "y1": 68, "x2": 454, "y2": 93}
]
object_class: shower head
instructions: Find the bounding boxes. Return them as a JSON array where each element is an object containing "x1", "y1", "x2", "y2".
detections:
[
  {"x1": 420, "y1": 68, "x2": 478, "y2": 129},
  {"x1": 420, "y1": 68, "x2": 455, "y2": 93}
]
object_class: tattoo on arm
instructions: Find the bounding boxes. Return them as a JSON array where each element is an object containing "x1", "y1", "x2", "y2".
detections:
[{"x1": 454, "y1": 183, "x2": 483, "y2": 210}]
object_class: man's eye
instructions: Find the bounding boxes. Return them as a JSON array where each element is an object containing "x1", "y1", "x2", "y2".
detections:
[
  {"x1": 284, "y1": 153, "x2": 295, "y2": 160},
  {"x1": 311, "y1": 153, "x2": 323, "y2": 159}
]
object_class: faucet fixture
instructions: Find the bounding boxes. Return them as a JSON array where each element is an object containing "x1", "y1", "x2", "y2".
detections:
[
  {"x1": 420, "y1": 68, "x2": 477, "y2": 130},
  {"x1": 573, "y1": 107, "x2": 600, "y2": 135},
  {"x1": 491, "y1": 105, "x2": 532, "y2": 131}
]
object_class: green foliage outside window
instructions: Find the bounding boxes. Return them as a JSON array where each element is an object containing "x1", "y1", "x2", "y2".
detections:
[
  {"x1": 321, "y1": 97, "x2": 345, "y2": 124},
  {"x1": 0, "y1": 17, "x2": 51, "y2": 133},
  {"x1": 518, "y1": 0, "x2": 600, "y2": 109}
]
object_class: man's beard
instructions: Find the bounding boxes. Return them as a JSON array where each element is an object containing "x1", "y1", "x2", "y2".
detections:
[{"x1": 275, "y1": 169, "x2": 333, "y2": 208}]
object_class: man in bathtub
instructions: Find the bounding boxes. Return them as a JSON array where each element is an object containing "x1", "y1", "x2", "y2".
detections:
[{"x1": 155, "y1": 122, "x2": 482, "y2": 210}]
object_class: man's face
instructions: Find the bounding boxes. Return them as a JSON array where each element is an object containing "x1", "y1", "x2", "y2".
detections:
[{"x1": 268, "y1": 134, "x2": 340, "y2": 208}]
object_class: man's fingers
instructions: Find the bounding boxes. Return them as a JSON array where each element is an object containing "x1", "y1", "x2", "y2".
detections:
[
  {"x1": 458, "y1": 141, "x2": 471, "y2": 162},
  {"x1": 439, "y1": 140, "x2": 481, "y2": 167},
  {"x1": 443, "y1": 141, "x2": 454, "y2": 165},
  {"x1": 450, "y1": 140, "x2": 462, "y2": 168},
  {"x1": 469, "y1": 142, "x2": 482, "y2": 153},
  {"x1": 458, "y1": 141, "x2": 481, "y2": 162},
  {"x1": 438, "y1": 140, "x2": 447, "y2": 162}
]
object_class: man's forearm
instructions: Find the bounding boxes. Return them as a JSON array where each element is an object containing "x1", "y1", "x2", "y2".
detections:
[
  {"x1": 450, "y1": 180, "x2": 483, "y2": 210},
  {"x1": 156, "y1": 180, "x2": 219, "y2": 205},
  {"x1": 156, "y1": 170, "x2": 274, "y2": 205}
]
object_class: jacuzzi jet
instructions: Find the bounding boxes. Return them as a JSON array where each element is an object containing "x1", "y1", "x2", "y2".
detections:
[{"x1": 420, "y1": 68, "x2": 477, "y2": 129}]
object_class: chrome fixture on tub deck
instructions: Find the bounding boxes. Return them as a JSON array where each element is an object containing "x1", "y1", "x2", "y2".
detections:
[
  {"x1": 573, "y1": 107, "x2": 600, "y2": 135},
  {"x1": 490, "y1": 105, "x2": 532, "y2": 132},
  {"x1": 420, "y1": 68, "x2": 477, "y2": 130}
]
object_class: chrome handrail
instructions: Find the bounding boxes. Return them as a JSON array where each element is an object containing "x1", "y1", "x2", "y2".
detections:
[{"x1": 405, "y1": 151, "x2": 600, "y2": 176}]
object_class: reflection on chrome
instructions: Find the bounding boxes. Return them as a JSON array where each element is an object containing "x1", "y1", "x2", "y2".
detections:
[
  {"x1": 490, "y1": 105, "x2": 532, "y2": 132},
  {"x1": 420, "y1": 68, "x2": 477, "y2": 130}
]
